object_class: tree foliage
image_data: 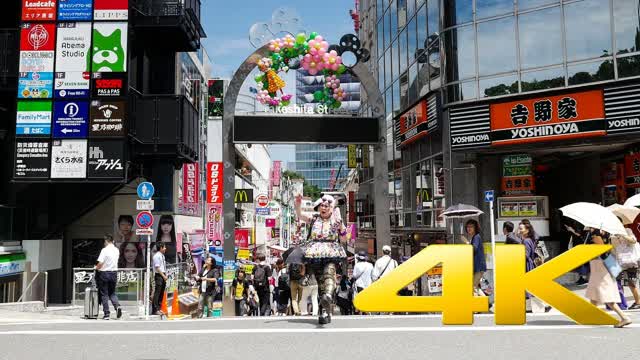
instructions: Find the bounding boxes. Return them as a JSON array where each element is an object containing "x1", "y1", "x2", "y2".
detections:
[{"x1": 283, "y1": 170, "x2": 323, "y2": 200}]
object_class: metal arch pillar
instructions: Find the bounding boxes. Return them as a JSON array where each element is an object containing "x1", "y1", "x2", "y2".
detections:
[{"x1": 221, "y1": 46, "x2": 391, "y2": 269}]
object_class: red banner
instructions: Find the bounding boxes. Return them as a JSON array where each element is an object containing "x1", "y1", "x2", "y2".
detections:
[
  {"x1": 235, "y1": 229, "x2": 250, "y2": 248},
  {"x1": 206, "y1": 162, "x2": 223, "y2": 204},
  {"x1": 22, "y1": 0, "x2": 57, "y2": 21},
  {"x1": 20, "y1": 23, "x2": 56, "y2": 51},
  {"x1": 94, "y1": 0, "x2": 128, "y2": 20},
  {"x1": 182, "y1": 162, "x2": 199, "y2": 213},
  {"x1": 625, "y1": 154, "x2": 640, "y2": 189}
]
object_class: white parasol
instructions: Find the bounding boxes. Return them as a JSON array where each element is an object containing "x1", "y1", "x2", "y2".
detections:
[
  {"x1": 624, "y1": 194, "x2": 640, "y2": 208},
  {"x1": 560, "y1": 202, "x2": 627, "y2": 236},
  {"x1": 607, "y1": 204, "x2": 640, "y2": 225}
]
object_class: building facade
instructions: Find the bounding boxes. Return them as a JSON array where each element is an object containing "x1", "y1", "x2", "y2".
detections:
[
  {"x1": 359, "y1": 0, "x2": 640, "y2": 259},
  {"x1": 0, "y1": 0, "x2": 207, "y2": 304}
]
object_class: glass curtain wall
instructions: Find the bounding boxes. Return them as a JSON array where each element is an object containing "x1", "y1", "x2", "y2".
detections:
[{"x1": 442, "y1": 0, "x2": 637, "y2": 103}]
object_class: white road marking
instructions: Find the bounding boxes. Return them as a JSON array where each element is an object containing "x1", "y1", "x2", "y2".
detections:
[{"x1": 1, "y1": 324, "x2": 638, "y2": 335}]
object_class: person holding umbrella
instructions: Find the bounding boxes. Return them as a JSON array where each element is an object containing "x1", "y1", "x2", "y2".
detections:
[
  {"x1": 460, "y1": 219, "x2": 486, "y2": 296},
  {"x1": 560, "y1": 203, "x2": 632, "y2": 327}
]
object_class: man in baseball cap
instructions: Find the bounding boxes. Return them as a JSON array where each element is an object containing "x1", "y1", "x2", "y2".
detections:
[{"x1": 372, "y1": 245, "x2": 398, "y2": 282}]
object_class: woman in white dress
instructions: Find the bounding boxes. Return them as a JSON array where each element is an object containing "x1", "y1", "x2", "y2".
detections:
[{"x1": 585, "y1": 229, "x2": 631, "y2": 328}]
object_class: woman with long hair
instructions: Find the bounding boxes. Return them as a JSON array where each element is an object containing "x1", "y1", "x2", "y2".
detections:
[
  {"x1": 585, "y1": 229, "x2": 631, "y2": 328},
  {"x1": 295, "y1": 194, "x2": 348, "y2": 324},
  {"x1": 118, "y1": 242, "x2": 144, "y2": 268},
  {"x1": 156, "y1": 215, "x2": 177, "y2": 263},
  {"x1": 195, "y1": 256, "x2": 220, "y2": 318}
]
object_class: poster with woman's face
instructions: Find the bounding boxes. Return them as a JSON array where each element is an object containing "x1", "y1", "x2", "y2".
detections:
[
  {"x1": 153, "y1": 214, "x2": 178, "y2": 264},
  {"x1": 117, "y1": 241, "x2": 146, "y2": 269}
]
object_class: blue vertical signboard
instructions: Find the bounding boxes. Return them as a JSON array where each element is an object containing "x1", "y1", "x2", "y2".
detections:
[
  {"x1": 53, "y1": 100, "x2": 89, "y2": 138},
  {"x1": 58, "y1": 0, "x2": 93, "y2": 21}
]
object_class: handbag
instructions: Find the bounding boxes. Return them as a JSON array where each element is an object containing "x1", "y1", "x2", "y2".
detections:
[
  {"x1": 615, "y1": 241, "x2": 639, "y2": 269},
  {"x1": 603, "y1": 253, "x2": 623, "y2": 278}
]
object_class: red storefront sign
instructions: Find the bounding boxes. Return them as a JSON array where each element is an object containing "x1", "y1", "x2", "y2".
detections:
[
  {"x1": 182, "y1": 162, "x2": 199, "y2": 214},
  {"x1": 235, "y1": 229, "x2": 250, "y2": 248},
  {"x1": 22, "y1": 0, "x2": 57, "y2": 21},
  {"x1": 94, "y1": 0, "x2": 128, "y2": 20},
  {"x1": 397, "y1": 100, "x2": 428, "y2": 147},
  {"x1": 206, "y1": 162, "x2": 223, "y2": 204},
  {"x1": 490, "y1": 89, "x2": 606, "y2": 146},
  {"x1": 501, "y1": 175, "x2": 536, "y2": 196},
  {"x1": 20, "y1": 23, "x2": 56, "y2": 51},
  {"x1": 625, "y1": 153, "x2": 640, "y2": 189}
]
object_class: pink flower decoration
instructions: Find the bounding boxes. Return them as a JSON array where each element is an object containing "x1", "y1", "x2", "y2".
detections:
[
  {"x1": 268, "y1": 39, "x2": 283, "y2": 53},
  {"x1": 282, "y1": 35, "x2": 295, "y2": 48},
  {"x1": 257, "y1": 90, "x2": 272, "y2": 104},
  {"x1": 281, "y1": 94, "x2": 293, "y2": 101},
  {"x1": 322, "y1": 50, "x2": 342, "y2": 71},
  {"x1": 308, "y1": 35, "x2": 329, "y2": 57},
  {"x1": 302, "y1": 53, "x2": 324, "y2": 75}
]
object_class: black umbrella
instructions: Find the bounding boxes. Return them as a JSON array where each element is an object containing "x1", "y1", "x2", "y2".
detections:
[{"x1": 283, "y1": 246, "x2": 305, "y2": 264}]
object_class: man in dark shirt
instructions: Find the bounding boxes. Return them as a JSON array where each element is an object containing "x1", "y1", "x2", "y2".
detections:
[
  {"x1": 503, "y1": 221, "x2": 520, "y2": 244},
  {"x1": 252, "y1": 253, "x2": 273, "y2": 316}
]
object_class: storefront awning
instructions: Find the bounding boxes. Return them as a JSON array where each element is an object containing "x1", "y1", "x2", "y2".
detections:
[{"x1": 268, "y1": 244, "x2": 287, "y2": 252}]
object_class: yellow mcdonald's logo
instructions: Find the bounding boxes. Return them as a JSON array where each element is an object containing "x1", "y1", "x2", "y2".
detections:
[
  {"x1": 235, "y1": 190, "x2": 250, "y2": 203},
  {"x1": 417, "y1": 188, "x2": 431, "y2": 202}
]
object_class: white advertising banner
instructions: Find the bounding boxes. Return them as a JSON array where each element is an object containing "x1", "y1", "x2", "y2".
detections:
[
  {"x1": 55, "y1": 22, "x2": 91, "y2": 72},
  {"x1": 19, "y1": 51, "x2": 55, "y2": 72},
  {"x1": 50, "y1": 139, "x2": 87, "y2": 179}
]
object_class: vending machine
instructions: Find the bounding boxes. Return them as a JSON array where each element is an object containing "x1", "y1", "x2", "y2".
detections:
[{"x1": 496, "y1": 196, "x2": 550, "y2": 241}]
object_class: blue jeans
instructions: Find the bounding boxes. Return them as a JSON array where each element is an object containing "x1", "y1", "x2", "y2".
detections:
[{"x1": 98, "y1": 271, "x2": 120, "y2": 316}]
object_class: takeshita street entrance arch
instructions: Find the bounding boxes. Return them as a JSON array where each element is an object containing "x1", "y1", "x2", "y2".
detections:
[{"x1": 222, "y1": 33, "x2": 390, "y2": 265}]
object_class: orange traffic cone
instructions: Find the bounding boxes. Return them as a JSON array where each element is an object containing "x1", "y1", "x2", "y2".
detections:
[
  {"x1": 160, "y1": 291, "x2": 168, "y2": 315},
  {"x1": 170, "y1": 290, "x2": 181, "y2": 316}
]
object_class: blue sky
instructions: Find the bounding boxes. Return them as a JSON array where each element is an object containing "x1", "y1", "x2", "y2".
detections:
[
  {"x1": 200, "y1": 1, "x2": 357, "y2": 166},
  {"x1": 201, "y1": 0, "x2": 356, "y2": 77}
]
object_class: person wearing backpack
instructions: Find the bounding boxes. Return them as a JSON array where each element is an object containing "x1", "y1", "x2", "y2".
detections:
[
  {"x1": 371, "y1": 245, "x2": 398, "y2": 282},
  {"x1": 252, "y1": 253, "x2": 273, "y2": 316},
  {"x1": 288, "y1": 262, "x2": 305, "y2": 315},
  {"x1": 276, "y1": 260, "x2": 291, "y2": 315}
]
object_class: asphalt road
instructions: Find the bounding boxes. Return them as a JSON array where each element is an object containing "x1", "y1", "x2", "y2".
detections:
[{"x1": 1, "y1": 312, "x2": 639, "y2": 360}]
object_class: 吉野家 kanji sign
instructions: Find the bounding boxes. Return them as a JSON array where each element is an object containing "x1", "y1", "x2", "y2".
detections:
[
  {"x1": 206, "y1": 162, "x2": 223, "y2": 204},
  {"x1": 490, "y1": 90, "x2": 606, "y2": 146}
]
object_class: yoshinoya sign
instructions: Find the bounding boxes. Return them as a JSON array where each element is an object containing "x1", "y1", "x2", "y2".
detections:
[
  {"x1": 16, "y1": 100, "x2": 52, "y2": 136},
  {"x1": 450, "y1": 89, "x2": 608, "y2": 150},
  {"x1": 89, "y1": 100, "x2": 125, "y2": 136},
  {"x1": 50, "y1": 139, "x2": 87, "y2": 179},
  {"x1": 14, "y1": 139, "x2": 50, "y2": 179},
  {"x1": 55, "y1": 22, "x2": 91, "y2": 73},
  {"x1": 53, "y1": 100, "x2": 89, "y2": 138},
  {"x1": 395, "y1": 94, "x2": 439, "y2": 148},
  {"x1": 22, "y1": 0, "x2": 57, "y2": 21},
  {"x1": 604, "y1": 82, "x2": 640, "y2": 135},
  {"x1": 87, "y1": 140, "x2": 124, "y2": 178},
  {"x1": 490, "y1": 90, "x2": 605, "y2": 145},
  {"x1": 92, "y1": 72, "x2": 127, "y2": 97}
]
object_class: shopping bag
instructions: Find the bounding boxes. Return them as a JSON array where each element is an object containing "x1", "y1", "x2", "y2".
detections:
[{"x1": 603, "y1": 253, "x2": 623, "y2": 278}]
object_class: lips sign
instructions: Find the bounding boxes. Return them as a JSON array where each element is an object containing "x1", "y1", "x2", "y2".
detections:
[{"x1": 256, "y1": 194, "x2": 269, "y2": 208}]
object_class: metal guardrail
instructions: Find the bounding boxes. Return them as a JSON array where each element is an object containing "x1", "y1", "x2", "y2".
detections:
[{"x1": 72, "y1": 263, "x2": 193, "y2": 316}]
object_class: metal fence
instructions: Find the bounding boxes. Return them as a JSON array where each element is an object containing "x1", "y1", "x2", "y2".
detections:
[{"x1": 73, "y1": 263, "x2": 194, "y2": 317}]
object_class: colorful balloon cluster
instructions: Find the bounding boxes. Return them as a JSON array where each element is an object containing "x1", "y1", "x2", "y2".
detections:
[{"x1": 255, "y1": 32, "x2": 348, "y2": 109}]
